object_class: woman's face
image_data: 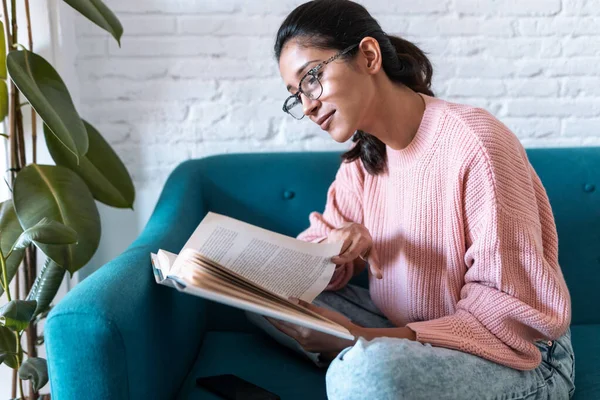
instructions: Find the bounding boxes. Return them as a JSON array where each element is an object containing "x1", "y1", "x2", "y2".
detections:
[{"x1": 279, "y1": 40, "x2": 374, "y2": 143}]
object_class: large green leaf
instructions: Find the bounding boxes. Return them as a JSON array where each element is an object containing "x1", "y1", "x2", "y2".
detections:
[
  {"x1": 63, "y1": 0, "x2": 123, "y2": 45},
  {"x1": 0, "y1": 201, "x2": 24, "y2": 297},
  {"x1": 0, "y1": 21, "x2": 6, "y2": 79},
  {"x1": 27, "y1": 258, "x2": 65, "y2": 318},
  {"x1": 13, "y1": 164, "x2": 100, "y2": 274},
  {"x1": 12, "y1": 217, "x2": 78, "y2": 253},
  {"x1": 0, "y1": 325, "x2": 17, "y2": 368},
  {"x1": 19, "y1": 357, "x2": 48, "y2": 391},
  {"x1": 0, "y1": 80, "x2": 8, "y2": 121},
  {"x1": 7, "y1": 50, "x2": 88, "y2": 162},
  {"x1": 45, "y1": 121, "x2": 135, "y2": 209},
  {"x1": 0, "y1": 300, "x2": 36, "y2": 331}
]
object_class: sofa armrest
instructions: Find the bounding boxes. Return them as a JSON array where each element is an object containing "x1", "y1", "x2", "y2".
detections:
[{"x1": 46, "y1": 160, "x2": 210, "y2": 399}]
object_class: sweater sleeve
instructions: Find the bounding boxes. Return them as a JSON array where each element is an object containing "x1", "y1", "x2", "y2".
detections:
[
  {"x1": 296, "y1": 159, "x2": 365, "y2": 291},
  {"x1": 406, "y1": 127, "x2": 571, "y2": 370}
]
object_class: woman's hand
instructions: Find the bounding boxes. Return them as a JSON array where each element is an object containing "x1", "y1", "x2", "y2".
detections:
[
  {"x1": 327, "y1": 222, "x2": 383, "y2": 279},
  {"x1": 266, "y1": 299, "x2": 359, "y2": 357}
]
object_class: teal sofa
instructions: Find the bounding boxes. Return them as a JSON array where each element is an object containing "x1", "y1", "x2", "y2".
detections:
[{"x1": 45, "y1": 149, "x2": 600, "y2": 399}]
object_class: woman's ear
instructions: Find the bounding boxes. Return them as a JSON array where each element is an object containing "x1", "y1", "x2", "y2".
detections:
[{"x1": 358, "y1": 36, "x2": 382, "y2": 75}]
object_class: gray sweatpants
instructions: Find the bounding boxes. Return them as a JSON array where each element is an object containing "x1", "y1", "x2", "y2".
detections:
[{"x1": 247, "y1": 284, "x2": 576, "y2": 399}]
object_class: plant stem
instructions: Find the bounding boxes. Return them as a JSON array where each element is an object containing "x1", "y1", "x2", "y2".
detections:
[
  {"x1": 24, "y1": 0, "x2": 35, "y2": 164},
  {"x1": 1, "y1": 0, "x2": 11, "y2": 45},
  {"x1": 16, "y1": 105, "x2": 26, "y2": 165},
  {"x1": 9, "y1": 0, "x2": 19, "y2": 171},
  {"x1": 13, "y1": 226, "x2": 21, "y2": 398},
  {"x1": 15, "y1": 251, "x2": 20, "y2": 296},
  {"x1": 0, "y1": 251, "x2": 17, "y2": 400},
  {"x1": 24, "y1": 248, "x2": 37, "y2": 361},
  {"x1": 4, "y1": 8, "x2": 16, "y2": 397},
  {"x1": 18, "y1": 9, "x2": 39, "y2": 400},
  {"x1": 4, "y1": 1, "x2": 17, "y2": 181},
  {"x1": 19, "y1": 378, "x2": 25, "y2": 400},
  {"x1": 16, "y1": 333, "x2": 24, "y2": 400},
  {"x1": 9, "y1": 0, "x2": 15, "y2": 45},
  {"x1": 14, "y1": 102, "x2": 23, "y2": 167},
  {"x1": 0, "y1": 250, "x2": 12, "y2": 301},
  {"x1": 24, "y1": 0, "x2": 32, "y2": 48},
  {"x1": 12, "y1": 368, "x2": 17, "y2": 398},
  {"x1": 6, "y1": 2, "x2": 36, "y2": 398}
]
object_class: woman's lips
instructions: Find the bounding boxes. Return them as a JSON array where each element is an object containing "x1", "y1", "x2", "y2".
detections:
[{"x1": 320, "y1": 111, "x2": 336, "y2": 130}]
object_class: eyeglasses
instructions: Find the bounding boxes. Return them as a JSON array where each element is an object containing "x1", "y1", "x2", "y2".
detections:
[{"x1": 282, "y1": 44, "x2": 359, "y2": 120}]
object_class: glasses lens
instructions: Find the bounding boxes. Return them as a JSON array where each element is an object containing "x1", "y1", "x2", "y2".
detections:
[
  {"x1": 284, "y1": 96, "x2": 304, "y2": 119},
  {"x1": 300, "y1": 74, "x2": 323, "y2": 100}
]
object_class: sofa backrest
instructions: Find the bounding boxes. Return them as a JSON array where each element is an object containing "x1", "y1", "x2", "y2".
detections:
[{"x1": 196, "y1": 148, "x2": 599, "y2": 326}]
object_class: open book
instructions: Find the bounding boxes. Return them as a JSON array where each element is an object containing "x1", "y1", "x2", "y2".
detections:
[{"x1": 150, "y1": 212, "x2": 353, "y2": 340}]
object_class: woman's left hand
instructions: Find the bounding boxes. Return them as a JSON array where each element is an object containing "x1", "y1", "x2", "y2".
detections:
[{"x1": 266, "y1": 299, "x2": 360, "y2": 356}]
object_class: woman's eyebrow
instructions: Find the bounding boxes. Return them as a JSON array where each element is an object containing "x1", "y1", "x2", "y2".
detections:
[{"x1": 286, "y1": 59, "x2": 321, "y2": 91}]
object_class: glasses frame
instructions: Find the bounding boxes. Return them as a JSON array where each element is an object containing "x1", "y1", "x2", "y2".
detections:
[{"x1": 282, "y1": 43, "x2": 359, "y2": 120}]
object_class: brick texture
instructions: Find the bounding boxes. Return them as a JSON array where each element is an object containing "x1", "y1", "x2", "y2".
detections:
[{"x1": 74, "y1": 0, "x2": 600, "y2": 188}]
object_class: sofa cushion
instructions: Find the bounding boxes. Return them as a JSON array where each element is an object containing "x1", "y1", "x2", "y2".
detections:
[
  {"x1": 176, "y1": 331, "x2": 327, "y2": 400},
  {"x1": 571, "y1": 324, "x2": 600, "y2": 399}
]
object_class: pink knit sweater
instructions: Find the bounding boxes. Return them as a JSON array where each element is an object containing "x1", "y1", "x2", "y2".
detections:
[{"x1": 297, "y1": 93, "x2": 571, "y2": 370}]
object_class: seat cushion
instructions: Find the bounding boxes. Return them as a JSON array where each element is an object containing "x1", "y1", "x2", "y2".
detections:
[
  {"x1": 176, "y1": 331, "x2": 327, "y2": 399},
  {"x1": 571, "y1": 324, "x2": 600, "y2": 399}
]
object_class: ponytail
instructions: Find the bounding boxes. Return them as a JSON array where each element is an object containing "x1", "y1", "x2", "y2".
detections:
[{"x1": 386, "y1": 35, "x2": 434, "y2": 97}]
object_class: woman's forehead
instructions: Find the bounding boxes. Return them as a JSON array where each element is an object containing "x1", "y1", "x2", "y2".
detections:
[{"x1": 279, "y1": 42, "x2": 330, "y2": 88}]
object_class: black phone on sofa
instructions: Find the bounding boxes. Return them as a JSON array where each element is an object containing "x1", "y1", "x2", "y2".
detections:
[{"x1": 196, "y1": 374, "x2": 281, "y2": 400}]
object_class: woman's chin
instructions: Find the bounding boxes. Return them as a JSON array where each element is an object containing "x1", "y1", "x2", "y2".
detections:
[{"x1": 328, "y1": 127, "x2": 354, "y2": 143}]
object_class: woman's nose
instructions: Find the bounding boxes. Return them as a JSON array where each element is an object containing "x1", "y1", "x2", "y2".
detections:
[{"x1": 301, "y1": 93, "x2": 319, "y2": 116}]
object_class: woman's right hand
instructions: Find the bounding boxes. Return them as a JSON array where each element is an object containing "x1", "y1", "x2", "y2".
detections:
[{"x1": 327, "y1": 222, "x2": 382, "y2": 279}]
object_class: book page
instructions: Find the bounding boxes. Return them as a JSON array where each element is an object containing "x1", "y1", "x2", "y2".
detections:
[
  {"x1": 157, "y1": 249, "x2": 178, "y2": 274},
  {"x1": 150, "y1": 252, "x2": 179, "y2": 288},
  {"x1": 174, "y1": 212, "x2": 343, "y2": 302},
  {"x1": 165, "y1": 261, "x2": 354, "y2": 340}
]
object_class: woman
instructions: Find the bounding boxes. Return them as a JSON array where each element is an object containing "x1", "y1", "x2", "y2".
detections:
[{"x1": 255, "y1": 1, "x2": 576, "y2": 398}]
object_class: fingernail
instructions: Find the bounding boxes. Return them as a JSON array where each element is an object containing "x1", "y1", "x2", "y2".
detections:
[{"x1": 289, "y1": 297, "x2": 299, "y2": 304}]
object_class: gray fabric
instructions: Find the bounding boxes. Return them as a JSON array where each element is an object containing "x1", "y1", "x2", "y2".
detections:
[
  {"x1": 312, "y1": 284, "x2": 396, "y2": 329},
  {"x1": 248, "y1": 284, "x2": 576, "y2": 399},
  {"x1": 327, "y1": 329, "x2": 575, "y2": 400}
]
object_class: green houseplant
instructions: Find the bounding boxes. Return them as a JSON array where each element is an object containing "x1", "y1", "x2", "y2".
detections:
[{"x1": 0, "y1": 0, "x2": 130, "y2": 398}]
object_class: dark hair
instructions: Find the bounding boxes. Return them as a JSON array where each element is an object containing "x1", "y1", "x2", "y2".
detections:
[{"x1": 274, "y1": 0, "x2": 434, "y2": 175}]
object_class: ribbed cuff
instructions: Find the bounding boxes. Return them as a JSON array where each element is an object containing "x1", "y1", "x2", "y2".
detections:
[{"x1": 405, "y1": 316, "x2": 465, "y2": 350}]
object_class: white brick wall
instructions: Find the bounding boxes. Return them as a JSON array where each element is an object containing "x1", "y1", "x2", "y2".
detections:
[{"x1": 73, "y1": 0, "x2": 600, "y2": 191}]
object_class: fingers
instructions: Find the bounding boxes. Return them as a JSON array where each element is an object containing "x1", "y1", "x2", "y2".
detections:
[
  {"x1": 326, "y1": 223, "x2": 383, "y2": 279},
  {"x1": 338, "y1": 238, "x2": 353, "y2": 254},
  {"x1": 331, "y1": 237, "x2": 369, "y2": 264},
  {"x1": 266, "y1": 317, "x2": 316, "y2": 350},
  {"x1": 367, "y1": 246, "x2": 383, "y2": 279},
  {"x1": 266, "y1": 317, "x2": 300, "y2": 338}
]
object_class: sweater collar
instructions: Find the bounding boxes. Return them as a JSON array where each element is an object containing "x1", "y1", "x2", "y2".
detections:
[{"x1": 385, "y1": 93, "x2": 446, "y2": 171}]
